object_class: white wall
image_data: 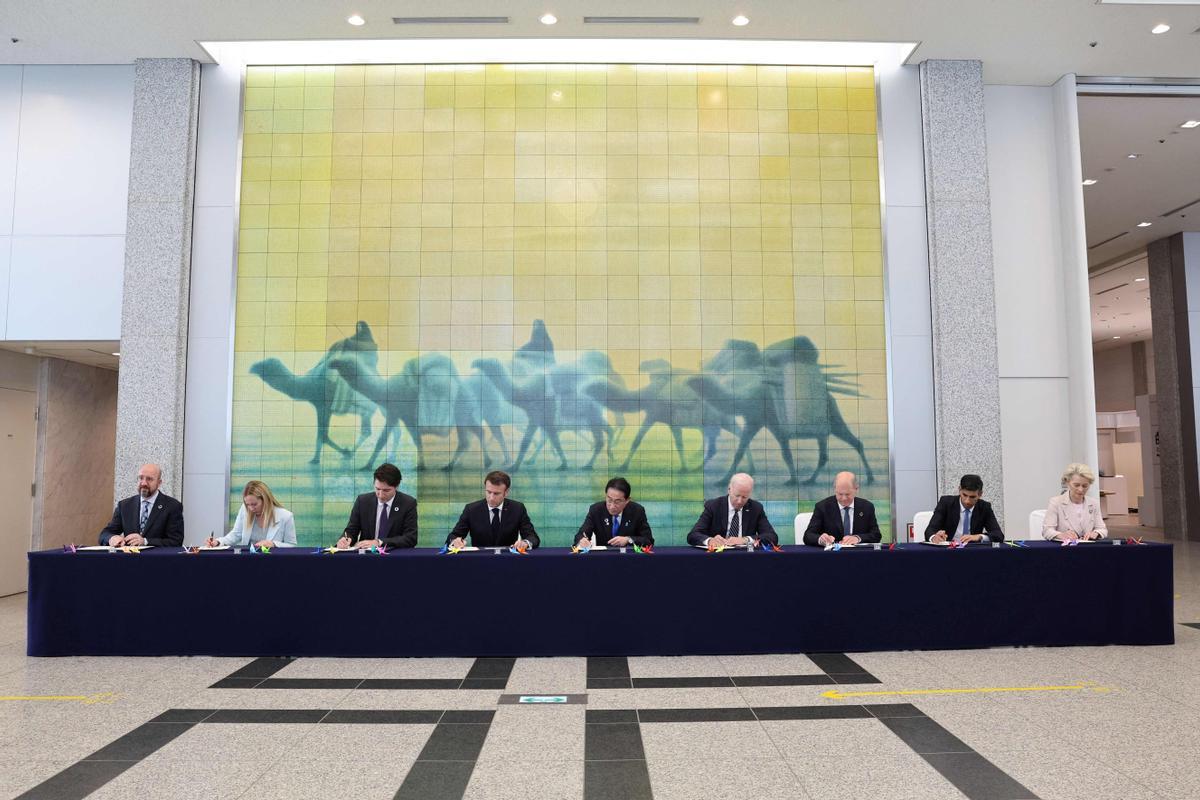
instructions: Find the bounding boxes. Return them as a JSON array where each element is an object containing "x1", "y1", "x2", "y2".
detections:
[
  {"x1": 986, "y1": 80, "x2": 1098, "y2": 534},
  {"x1": 1094, "y1": 345, "x2": 1137, "y2": 412},
  {"x1": 0, "y1": 65, "x2": 133, "y2": 342}
]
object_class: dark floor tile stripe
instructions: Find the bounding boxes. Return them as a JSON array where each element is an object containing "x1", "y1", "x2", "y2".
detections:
[
  {"x1": 208, "y1": 677, "x2": 267, "y2": 689},
  {"x1": 638, "y1": 707, "x2": 756, "y2": 723},
  {"x1": 805, "y1": 652, "x2": 863, "y2": 673},
  {"x1": 585, "y1": 759, "x2": 654, "y2": 800},
  {"x1": 442, "y1": 710, "x2": 495, "y2": 723},
  {"x1": 753, "y1": 705, "x2": 874, "y2": 721},
  {"x1": 416, "y1": 721, "x2": 493, "y2": 761},
  {"x1": 588, "y1": 677, "x2": 634, "y2": 689},
  {"x1": 1182, "y1": 622, "x2": 1200, "y2": 630},
  {"x1": 460, "y1": 678, "x2": 509, "y2": 690},
  {"x1": 880, "y1": 716, "x2": 973, "y2": 754},
  {"x1": 222, "y1": 656, "x2": 296, "y2": 680},
  {"x1": 464, "y1": 657, "x2": 516, "y2": 682},
  {"x1": 257, "y1": 678, "x2": 363, "y2": 689},
  {"x1": 830, "y1": 673, "x2": 883, "y2": 685},
  {"x1": 863, "y1": 703, "x2": 926, "y2": 718},
  {"x1": 733, "y1": 674, "x2": 835, "y2": 687},
  {"x1": 83, "y1": 722, "x2": 195, "y2": 761},
  {"x1": 587, "y1": 709, "x2": 638, "y2": 724},
  {"x1": 394, "y1": 760, "x2": 476, "y2": 800},
  {"x1": 360, "y1": 678, "x2": 464, "y2": 690},
  {"x1": 632, "y1": 676, "x2": 734, "y2": 688},
  {"x1": 206, "y1": 709, "x2": 329, "y2": 724},
  {"x1": 585, "y1": 722, "x2": 646, "y2": 760},
  {"x1": 587, "y1": 656, "x2": 631, "y2": 679},
  {"x1": 922, "y1": 752, "x2": 1040, "y2": 800},
  {"x1": 322, "y1": 710, "x2": 443, "y2": 724},
  {"x1": 15, "y1": 760, "x2": 141, "y2": 800},
  {"x1": 147, "y1": 709, "x2": 218, "y2": 723}
]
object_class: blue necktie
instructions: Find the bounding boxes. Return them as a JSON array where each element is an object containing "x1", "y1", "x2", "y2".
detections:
[
  {"x1": 841, "y1": 506, "x2": 850, "y2": 538},
  {"x1": 960, "y1": 508, "x2": 971, "y2": 541},
  {"x1": 139, "y1": 500, "x2": 150, "y2": 533},
  {"x1": 611, "y1": 515, "x2": 620, "y2": 539}
]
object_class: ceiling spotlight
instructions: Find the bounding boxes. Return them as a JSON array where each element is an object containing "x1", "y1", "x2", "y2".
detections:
[
  {"x1": 731, "y1": 14, "x2": 750, "y2": 26},
  {"x1": 1112, "y1": 335, "x2": 1122, "y2": 340},
  {"x1": 1082, "y1": 179, "x2": 1098, "y2": 186},
  {"x1": 1127, "y1": 153, "x2": 1141, "y2": 159},
  {"x1": 347, "y1": 13, "x2": 366, "y2": 25},
  {"x1": 1151, "y1": 23, "x2": 1170, "y2": 35},
  {"x1": 1181, "y1": 120, "x2": 1200, "y2": 129},
  {"x1": 112, "y1": 352, "x2": 121, "y2": 357},
  {"x1": 540, "y1": 13, "x2": 557, "y2": 25},
  {"x1": 1134, "y1": 277, "x2": 1146, "y2": 282},
  {"x1": 1137, "y1": 221, "x2": 1153, "y2": 227}
]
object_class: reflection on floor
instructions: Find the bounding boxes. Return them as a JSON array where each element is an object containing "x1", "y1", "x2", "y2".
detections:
[{"x1": 1, "y1": 535, "x2": 1198, "y2": 799}]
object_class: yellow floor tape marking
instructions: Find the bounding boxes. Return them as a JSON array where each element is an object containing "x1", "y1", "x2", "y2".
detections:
[
  {"x1": 822, "y1": 682, "x2": 1108, "y2": 700},
  {"x1": 0, "y1": 692, "x2": 117, "y2": 704}
]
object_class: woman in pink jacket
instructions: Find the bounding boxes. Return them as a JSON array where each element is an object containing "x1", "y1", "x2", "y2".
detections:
[{"x1": 1042, "y1": 463, "x2": 1107, "y2": 541}]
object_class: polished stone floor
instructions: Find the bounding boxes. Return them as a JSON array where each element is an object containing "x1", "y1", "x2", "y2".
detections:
[{"x1": 1, "y1": 531, "x2": 1197, "y2": 799}]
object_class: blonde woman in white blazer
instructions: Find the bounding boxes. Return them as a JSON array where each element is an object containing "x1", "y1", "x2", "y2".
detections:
[
  {"x1": 207, "y1": 481, "x2": 297, "y2": 547},
  {"x1": 1042, "y1": 463, "x2": 1107, "y2": 541}
]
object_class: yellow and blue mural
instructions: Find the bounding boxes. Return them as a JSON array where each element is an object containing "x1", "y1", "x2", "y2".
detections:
[{"x1": 231, "y1": 63, "x2": 890, "y2": 546}]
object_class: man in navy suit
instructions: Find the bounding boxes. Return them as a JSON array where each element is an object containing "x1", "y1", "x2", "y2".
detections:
[
  {"x1": 574, "y1": 477, "x2": 653, "y2": 548},
  {"x1": 687, "y1": 473, "x2": 778, "y2": 547},
  {"x1": 98, "y1": 463, "x2": 184, "y2": 547},
  {"x1": 803, "y1": 471, "x2": 881, "y2": 546},
  {"x1": 337, "y1": 462, "x2": 418, "y2": 549},
  {"x1": 925, "y1": 474, "x2": 1004, "y2": 543},
  {"x1": 448, "y1": 470, "x2": 539, "y2": 549}
]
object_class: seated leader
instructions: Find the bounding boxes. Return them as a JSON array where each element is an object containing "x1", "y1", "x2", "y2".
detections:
[
  {"x1": 337, "y1": 462, "x2": 418, "y2": 549},
  {"x1": 925, "y1": 473, "x2": 1003, "y2": 543},
  {"x1": 686, "y1": 472, "x2": 778, "y2": 547},
  {"x1": 574, "y1": 477, "x2": 653, "y2": 548},
  {"x1": 447, "y1": 470, "x2": 539, "y2": 549},
  {"x1": 803, "y1": 470, "x2": 881, "y2": 546},
  {"x1": 99, "y1": 463, "x2": 184, "y2": 547}
]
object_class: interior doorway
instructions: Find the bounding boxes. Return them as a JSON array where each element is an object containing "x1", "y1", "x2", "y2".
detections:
[{"x1": 0, "y1": 387, "x2": 38, "y2": 596}]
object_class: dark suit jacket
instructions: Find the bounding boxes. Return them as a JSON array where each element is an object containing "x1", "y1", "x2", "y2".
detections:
[
  {"x1": 448, "y1": 499, "x2": 539, "y2": 549},
  {"x1": 345, "y1": 491, "x2": 418, "y2": 548},
  {"x1": 924, "y1": 496, "x2": 1003, "y2": 542},
  {"x1": 98, "y1": 493, "x2": 185, "y2": 547},
  {"x1": 574, "y1": 501, "x2": 653, "y2": 547},
  {"x1": 803, "y1": 496, "x2": 882, "y2": 546},
  {"x1": 686, "y1": 496, "x2": 778, "y2": 546}
]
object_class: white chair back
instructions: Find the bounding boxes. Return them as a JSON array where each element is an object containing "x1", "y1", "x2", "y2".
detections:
[
  {"x1": 792, "y1": 512, "x2": 813, "y2": 546},
  {"x1": 1028, "y1": 509, "x2": 1047, "y2": 540},
  {"x1": 911, "y1": 511, "x2": 934, "y2": 542}
]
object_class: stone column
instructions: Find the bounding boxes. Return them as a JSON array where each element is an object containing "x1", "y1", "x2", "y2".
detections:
[
  {"x1": 1147, "y1": 233, "x2": 1200, "y2": 540},
  {"x1": 919, "y1": 60, "x2": 1005, "y2": 517},
  {"x1": 114, "y1": 58, "x2": 200, "y2": 500}
]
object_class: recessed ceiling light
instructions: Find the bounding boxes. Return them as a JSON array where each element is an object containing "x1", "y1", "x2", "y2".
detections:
[
  {"x1": 540, "y1": 13, "x2": 557, "y2": 25},
  {"x1": 1082, "y1": 179, "x2": 1098, "y2": 186},
  {"x1": 347, "y1": 13, "x2": 366, "y2": 26},
  {"x1": 1127, "y1": 153, "x2": 1141, "y2": 159},
  {"x1": 112, "y1": 352, "x2": 121, "y2": 357},
  {"x1": 1181, "y1": 120, "x2": 1200, "y2": 129},
  {"x1": 551, "y1": 89, "x2": 562, "y2": 101},
  {"x1": 1137, "y1": 221, "x2": 1153, "y2": 227},
  {"x1": 1151, "y1": 23, "x2": 1170, "y2": 35},
  {"x1": 1113, "y1": 335, "x2": 1122, "y2": 339},
  {"x1": 1134, "y1": 277, "x2": 1146, "y2": 282},
  {"x1": 731, "y1": 14, "x2": 750, "y2": 26}
]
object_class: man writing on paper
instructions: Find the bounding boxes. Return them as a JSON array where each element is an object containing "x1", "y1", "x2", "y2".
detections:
[
  {"x1": 336, "y1": 463, "x2": 418, "y2": 549},
  {"x1": 98, "y1": 463, "x2": 184, "y2": 547},
  {"x1": 574, "y1": 477, "x2": 654, "y2": 549},
  {"x1": 447, "y1": 470, "x2": 539, "y2": 549},
  {"x1": 803, "y1": 471, "x2": 881, "y2": 547},
  {"x1": 925, "y1": 474, "x2": 1004, "y2": 543},
  {"x1": 686, "y1": 472, "x2": 778, "y2": 547}
]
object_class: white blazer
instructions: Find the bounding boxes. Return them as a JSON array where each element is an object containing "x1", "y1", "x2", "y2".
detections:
[
  {"x1": 1042, "y1": 493, "x2": 1107, "y2": 540},
  {"x1": 217, "y1": 506, "x2": 297, "y2": 547}
]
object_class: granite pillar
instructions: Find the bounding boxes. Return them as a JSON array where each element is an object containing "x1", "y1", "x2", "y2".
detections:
[
  {"x1": 114, "y1": 58, "x2": 200, "y2": 501},
  {"x1": 1147, "y1": 233, "x2": 1200, "y2": 540},
  {"x1": 919, "y1": 60, "x2": 1004, "y2": 518}
]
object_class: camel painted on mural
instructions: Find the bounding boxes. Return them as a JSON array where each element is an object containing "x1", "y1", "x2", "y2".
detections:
[
  {"x1": 329, "y1": 354, "x2": 510, "y2": 471},
  {"x1": 687, "y1": 336, "x2": 874, "y2": 485}
]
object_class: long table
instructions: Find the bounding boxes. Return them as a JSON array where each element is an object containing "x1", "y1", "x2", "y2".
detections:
[{"x1": 26, "y1": 542, "x2": 1174, "y2": 657}]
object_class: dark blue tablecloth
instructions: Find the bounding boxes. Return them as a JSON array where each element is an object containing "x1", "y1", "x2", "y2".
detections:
[{"x1": 26, "y1": 542, "x2": 1174, "y2": 657}]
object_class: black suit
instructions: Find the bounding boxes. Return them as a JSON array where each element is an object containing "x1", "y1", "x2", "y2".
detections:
[
  {"x1": 924, "y1": 496, "x2": 1003, "y2": 542},
  {"x1": 448, "y1": 499, "x2": 539, "y2": 549},
  {"x1": 687, "y1": 496, "x2": 778, "y2": 547},
  {"x1": 344, "y1": 491, "x2": 418, "y2": 548},
  {"x1": 803, "y1": 496, "x2": 882, "y2": 546},
  {"x1": 575, "y1": 501, "x2": 653, "y2": 547},
  {"x1": 98, "y1": 493, "x2": 184, "y2": 547}
]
